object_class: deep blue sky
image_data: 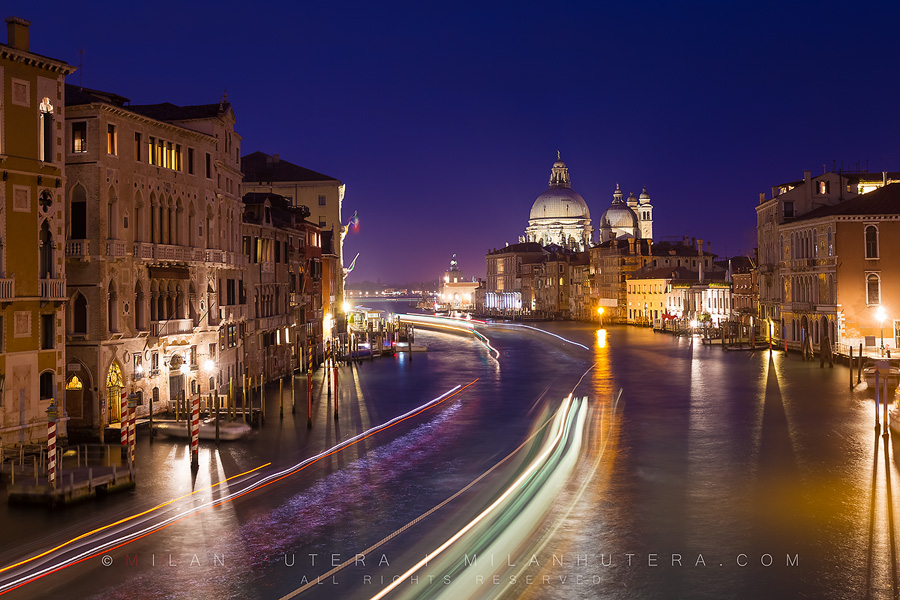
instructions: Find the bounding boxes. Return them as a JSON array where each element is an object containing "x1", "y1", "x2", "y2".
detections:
[{"x1": 10, "y1": 1, "x2": 900, "y2": 283}]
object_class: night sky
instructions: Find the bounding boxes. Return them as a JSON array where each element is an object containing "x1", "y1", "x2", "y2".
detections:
[{"x1": 9, "y1": 1, "x2": 900, "y2": 284}]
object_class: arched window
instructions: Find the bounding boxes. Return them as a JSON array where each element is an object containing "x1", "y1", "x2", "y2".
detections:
[
  {"x1": 73, "y1": 293, "x2": 88, "y2": 334},
  {"x1": 827, "y1": 227, "x2": 833, "y2": 257},
  {"x1": 867, "y1": 273, "x2": 881, "y2": 306},
  {"x1": 865, "y1": 225, "x2": 879, "y2": 259},
  {"x1": 107, "y1": 281, "x2": 118, "y2": 332},
  {"x1": 39, "y1": 221, "x2": 53, "y2": 278},
  {"x1": 40, "y1": 371, "x2": 54, "y2": 401},
  {"x1": 135, "y1": 281, "x2": 146, "y2": 331}
]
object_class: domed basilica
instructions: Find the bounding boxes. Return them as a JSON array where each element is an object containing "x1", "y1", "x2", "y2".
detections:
[
  {"x1": 520, "y1": 154, "x2": 654, "y2": 249},
  {"x1": 521, "y1": 154, "x2": 593, "y2": 251}
]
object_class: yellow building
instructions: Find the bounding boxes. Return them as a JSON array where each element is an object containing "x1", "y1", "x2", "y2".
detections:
[{"x1": 0, "y1": 17, "x2": 75, "y2": 444}]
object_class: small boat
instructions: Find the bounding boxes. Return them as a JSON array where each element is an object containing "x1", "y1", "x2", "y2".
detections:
[
  {"x1": 890, "y1": 405, "x2": 900, "y2": 435},
  {"x1": 864, "y1": 359, "x2": 900, "y2": 389},
  {"x1": 153, "y1": 418, "x2": 252, "y2": 441}
]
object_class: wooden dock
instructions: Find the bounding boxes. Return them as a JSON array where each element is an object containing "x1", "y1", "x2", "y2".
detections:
[{"x1": 6, "y1": 464, "x2": 135, "y2": 507}]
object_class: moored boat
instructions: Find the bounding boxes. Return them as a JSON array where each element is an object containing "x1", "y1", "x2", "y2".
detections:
[
  {"x1": 864, "y1": 359, "x2": 900, "y2": 389},
  {"x1": 153, "y1": 418, "x2": 252, "y2": 441}
]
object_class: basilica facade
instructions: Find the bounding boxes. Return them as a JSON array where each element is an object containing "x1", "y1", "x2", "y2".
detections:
[
  {"x1": 521, "y1": 155, "x2": 593, "y2": 251},
  {"x1": 521, "y1": 155, "x2": 654, "y2": 250}
]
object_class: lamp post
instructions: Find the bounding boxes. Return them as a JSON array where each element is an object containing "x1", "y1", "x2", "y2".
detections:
[
  {"x1": 877, "y1": 305, "x2": 887, "y2": 355},
  {"x1": 597, "y1": 306, "x2": 604, "y2": 327}
]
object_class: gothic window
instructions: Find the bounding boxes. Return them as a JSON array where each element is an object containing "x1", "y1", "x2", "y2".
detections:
[
  {"x1": 71, "y1": 185, "x2": 88, "y2": 239},
  {"x1": 73, "y1": 293, "x2": 88, "y2": 334},
  {"x1": 39, "y1": 221, "x2": 53, "y2": 278},
  {"x1": 108, "y1": 282, "x2": 119, "y2": 332},
  {"x1": 865, "y1": 225, "x2": 879, "y2": 259}
]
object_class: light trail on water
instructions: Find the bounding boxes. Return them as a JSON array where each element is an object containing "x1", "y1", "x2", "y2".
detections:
[{"x1": 0, "y1": 381, "x2": 478, "y2": 596}]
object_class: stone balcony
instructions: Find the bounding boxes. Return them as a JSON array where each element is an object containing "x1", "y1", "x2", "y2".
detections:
[
  {"x1": 65, "y1": 239, "x2": 91, "y2": 259},
  {"x1": 152, "y1": 318, "x2": 195, "y2": 337},
  {"x1": 0, "y1": 278, "x2": 14, "y2": 300},
  {"x1": 40, "y1": 278, "x2": 66, "y2": 301}
]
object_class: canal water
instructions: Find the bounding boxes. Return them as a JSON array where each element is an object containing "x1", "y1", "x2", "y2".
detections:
[{"x1": 0, "y1": 319, "x2": 896, "y2": 599}]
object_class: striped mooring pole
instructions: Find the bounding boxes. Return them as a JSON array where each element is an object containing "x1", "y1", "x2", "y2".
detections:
[
  {"x1": 120, "y1": 390, "x2": 128, "y2": 449},
  {"x1": 46, "y1": 401, "x2": 59, "y2": 490},
  {"x1": 190, "y1": 393, "x2": 200, "y2": 469},
  {"x1": 127, "y1": 391, "x2": 138, "y2": 466},
  {"x1": 307, "y1": 340, "x2": 313, "y2": 428}
]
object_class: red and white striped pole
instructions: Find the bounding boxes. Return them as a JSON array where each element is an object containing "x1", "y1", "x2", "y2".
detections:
[
  {"x1": 333, "y1": 347, "x2": 339, "y2": 421},
  {"x1": 307, "y1": 340, "x2": 313, "y2": 429},
  {"x1": 128, "y1": 393, "x2": 137, "y2": 466},
  {"x1": 120, "y1": 390, "x2": 128, "y2": 449},
  {"x1": 190, "y1": 392, "x2": 200, "y2": 469},
  {"x1": 46, "y1": 402, "x2": 58, "y2": 490}
]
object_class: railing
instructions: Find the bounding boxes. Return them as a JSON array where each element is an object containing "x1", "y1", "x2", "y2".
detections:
[
  {"x1": 152, "y1": 318, "x2": 195, "y2": 336},
  {"x1": 189, "y1": 248, "x2": 206, "y2": 262},
  {"x1": 0, "y1": 278, "x2": 14, "y2": 300},
  {"x1": 133, "y1": 242, "x2": 154, "y2": 260},
  {"x1": 65, "y1": 239, "x2": 90, "y2": 258},
  {"x1": 39, "y1": 278, "x2": 66, "y2": 300},
  {"x1": 105, "y1": 239, "x2": 127, "y2": 257},
  {"x1": 205, "y1": 249, "x2": 224, "y2": 264},
  {"x1": 155, "y1": 244, "x2": 186, "y2": 261}
]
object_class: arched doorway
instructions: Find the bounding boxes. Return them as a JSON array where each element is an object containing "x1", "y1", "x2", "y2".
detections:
[{"x1": 106, "y1": 361, "x2": 124, "y2": 424}]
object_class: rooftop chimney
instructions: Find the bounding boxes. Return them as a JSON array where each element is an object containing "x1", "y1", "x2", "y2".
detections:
[{"x1": 5, "y1": 17, "x2": 29, "y2": 52}]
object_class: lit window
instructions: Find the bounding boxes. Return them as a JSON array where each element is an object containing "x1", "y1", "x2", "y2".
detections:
[
  {"x1": 40, "y1": 98, "x2": 54, "y2": 162},
  {"x1": 72, "y1": 122, "x2": 87, "y2": 153},
  {"x1": 107, "y1": 123, "x2": 117, "y2": 155},
  {"x1": 148, "y1": 137, "x2": 156, "y2": 165}
]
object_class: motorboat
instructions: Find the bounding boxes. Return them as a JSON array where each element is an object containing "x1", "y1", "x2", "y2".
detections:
[
  {"x1": 153, "y1": 418, "x2": 252, "y2": 441},
  {"x1": 864, "y1": 359, "x2": 900, "y2": 389}
]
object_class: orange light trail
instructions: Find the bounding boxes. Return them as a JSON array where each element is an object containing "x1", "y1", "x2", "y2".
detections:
[{"x1": 0, "y1": 380, "x2": 478, "y2": 596}]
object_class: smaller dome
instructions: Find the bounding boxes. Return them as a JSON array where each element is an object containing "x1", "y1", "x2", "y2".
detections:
[
  {"x1": 600, "y1": 203, "x2": 638, "y2": 229},
  {"x1": 639, "y1": 187, "x2": 650, "y2": 201},
  {"x1": 553, "y1": 159, "x2": 566, "y2": 168},
  {"x1": 626, "y1": 191, "x2": 638, "y2": 205}
]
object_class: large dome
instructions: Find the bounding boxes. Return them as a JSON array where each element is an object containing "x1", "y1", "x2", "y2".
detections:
[
  {"x1": 600, "y1": 203, "x2": 638, "y2": 229},
  {"x1": 529, "y1": 188, "x2": 590, "y2": 221}
]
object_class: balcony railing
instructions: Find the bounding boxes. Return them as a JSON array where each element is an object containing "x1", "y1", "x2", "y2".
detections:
[
  {"x1": 40, "y1": 278, "x2": 66, "y2": 301},
  {"x1": 152, "y1": 318, "x2": 195, "y2": 336},
  {"x1": 66, "y1": 239, "x2": 91, "y2": 259},
  {"x1": 0, "y1": 278, "x2": 14, "y2": 300},
  {"x1": 156, "y1": 244, "x2": 185, "y2": 261},
  {"x1": 106, "y1": 239, "x2": 127, "y2": 257},
  {"x1": 205, "y1": 249, "x2": 225, "y2": 264},
  {"x1": 133, "y1": 242, "x2": 154, "y2": 260}
]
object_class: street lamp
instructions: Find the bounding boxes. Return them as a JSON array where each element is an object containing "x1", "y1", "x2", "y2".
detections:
[
  {"x1": 597, "y1": 306, "x2": 604, "y2": 326},
  {"x1": 877, "y1": 305, "x2": 887, "y2": 354}
]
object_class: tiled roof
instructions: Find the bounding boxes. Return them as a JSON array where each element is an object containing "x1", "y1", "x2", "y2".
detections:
[
  {"x1": 65, "y1": 84, "x2": 130, "y2": 108},
  {"x1": 128, "y1": 102, "x2": 229, "y2": 122},
  {"x1": 794, "y1": 182, "x2": 900, "y2": 222},
  {"x1": 242, "y1": 151, "x2": 337, "y2": 183}
]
